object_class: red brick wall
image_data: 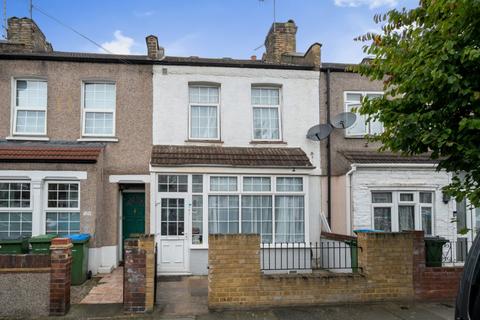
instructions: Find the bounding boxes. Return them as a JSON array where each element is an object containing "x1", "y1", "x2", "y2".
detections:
[
  {"x1": 123, "y1": 235, "x2": 155, "y2": 314},
  {"x1": 49, "y1": 238, "x2": 73, "y2": 316},
  {"x1": 411, "y1": 231, "x2": 463, "y2": 300}
]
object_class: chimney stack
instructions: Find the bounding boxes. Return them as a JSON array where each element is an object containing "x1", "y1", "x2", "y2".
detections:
[
  {"x1": 145, "y1": 35, "x2": 164, "y2": 60},
  {"x1": 263, "y1": 19, "x2": 297, "y2": 64},
  {"x1": 1, "y1": 17, "x2": 53, "y2": 53}
]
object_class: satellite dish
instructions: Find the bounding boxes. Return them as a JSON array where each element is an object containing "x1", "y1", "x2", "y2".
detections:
[
  {"x1": 331, "y1": 112, "x2": 357, "y2": 129},
  {"x1": 306, "y1": 124, "x2": 333, "y2": 141}
]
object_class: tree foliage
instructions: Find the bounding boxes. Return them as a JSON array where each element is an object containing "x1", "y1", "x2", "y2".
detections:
[{"x1": 354, "y1": 0, "x2": 480, "y2": 206}]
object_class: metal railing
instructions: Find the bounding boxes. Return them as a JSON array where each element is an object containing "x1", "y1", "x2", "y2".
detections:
[
  {"x1": 261, "y1": 239, "x2": 360, "y2": 273},
  {"x1": 427, "y1": 239, "x2": 473, "y2": 267}
]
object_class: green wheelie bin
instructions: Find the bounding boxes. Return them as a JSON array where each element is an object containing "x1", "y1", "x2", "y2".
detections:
[
  {"x1": 67, "y1": 234, "x2": 91, "y2": 285},
  {"x1": 29, "y1": 234, "x2": 58, "y2": 254},
  {"x1": 0, "y1": 236, "x2": 29, "y2": 254},
  {"x1": 425, "y1": 236, "x2": 448, "y2": 267}
]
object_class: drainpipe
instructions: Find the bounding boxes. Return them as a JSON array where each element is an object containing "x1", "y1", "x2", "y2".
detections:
[
  {"x1": 345, "y1": 164, "x2": 357, "y2": 235},
  {"x1": 326, "y1": 68, "x2": 332, "y2": 229}
]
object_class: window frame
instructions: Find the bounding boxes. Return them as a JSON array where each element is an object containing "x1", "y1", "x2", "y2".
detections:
[
  {"x1": 188, "y1": 85, "x2": 221, "y2": 141},
  {"x1": 370, "y1": 190, "x2": 435, "y2": 234},
  {"x1": 81, "y1": 81, "x2": 116, "y2": 138},
  {"x1": 12, "y1": 78, "x2": 48, "y2": 136},
  {"x1": 251, "y1": 86, "x2": 283, "y2": 142},
  {"x1": 43, "y1": 181, "x2": 81, "y2": 235},
  {"x1": 0, "y1": 180, "x2": 33, "y2": 238},
  {"x1": 344, "y1": 91, "x2": 384, "y2": 138}
]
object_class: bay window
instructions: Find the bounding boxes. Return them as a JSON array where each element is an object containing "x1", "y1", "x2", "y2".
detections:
[
  {"x1": 45, "y1": 182, "x2": 80, "y2": 235},
  {"x1": 83, "y1": 82, "x2": 116, "y2": 136},
  {"x1": 14, "y1": 79, "x2": 47, "y2": 135},
  {"x1": 204, "y1": 175, "x2": 305, "y2": 244},
  {"x1": 189, "y1": 86, "x2": 220, "y2": 140},
  {"x1": 345, "y1": 91, "x2": 383, "y2": 137},
  {"x1": 370, "y1": 190, "x2": 434, "y2": 234},
  {"x1": 0, "y1": 182, "x2": 32, "y2": 238},
  {"x1": 251, "y1": 87, "x2": 281, "y2": 140}
]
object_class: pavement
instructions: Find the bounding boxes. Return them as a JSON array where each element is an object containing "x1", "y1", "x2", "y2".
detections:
[{"x1": 38, "y1": 300, "x2": 454, "y2": 319}]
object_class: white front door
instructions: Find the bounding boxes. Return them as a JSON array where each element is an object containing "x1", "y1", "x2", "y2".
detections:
[{"x1": 157, "y1": 197, "x2": 189, "y2": 273}]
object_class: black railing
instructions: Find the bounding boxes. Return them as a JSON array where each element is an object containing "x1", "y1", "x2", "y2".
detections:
[
  {"x1": 426, "y1": 239, "x2": 473, "y2": 267},
  {"x1": 261, "y1": 239, "x2": 360, "y2": 273}
]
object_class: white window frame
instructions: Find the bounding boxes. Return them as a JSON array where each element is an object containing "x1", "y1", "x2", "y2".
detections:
[
  {"x1": 81, "y1": 81, "x2": 116, "y2": 138},
  {"x1": 12, "y1": 78, "x2": 48, "y2": 136},
  {"x1": 43, "y1": 181, "x2": 81, "y2": 235},
  {"x1": 0, "y1": 180, "x2": 33, "y2": 238},
  {"x1": 188, "y1": 85, "x2": 221, "y2": 141},
  {"x1": 370, "y1": 190, "x2": 435, "y2": 234},
  {"x1": 344, "y1": 91, "x2": 384, "y2": 138},
  {"x1": 251, "y1": 86, "x2": 283, "y2": 142}
]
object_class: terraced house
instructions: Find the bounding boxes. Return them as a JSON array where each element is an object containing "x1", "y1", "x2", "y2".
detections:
[
  {"x1": 1, "y1": 16, "x2": 476, "y2": 277},
  {"x1": 0, "y1": 17, "x2": 153, "y2": 274}
]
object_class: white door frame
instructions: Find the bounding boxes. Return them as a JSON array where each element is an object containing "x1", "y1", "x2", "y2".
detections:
[{"x1": 156, "y1": 194, "x2": 190, "y2": 274}]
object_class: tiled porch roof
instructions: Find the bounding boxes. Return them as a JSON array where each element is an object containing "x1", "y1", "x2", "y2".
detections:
[
  {"x1": 0, "y1": 141, "x2": 103, "y2": 163},
  {"x1": 340, "y1": 150, "x2": 438, "y2": 164},
  {"x1": 151, "y1": 145, "x2": 314, "y2": 168}
]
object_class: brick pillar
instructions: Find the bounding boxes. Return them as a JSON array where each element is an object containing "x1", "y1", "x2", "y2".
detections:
[
  {"x1": 123, "y1": 235, "x2": 155, "y2": 313},
  {"x1": 410, "y1": 231, "x2": 426, "y2": 297},
  {"x1": 49, "y1": 238, "x2": 72, "y2": 316}
]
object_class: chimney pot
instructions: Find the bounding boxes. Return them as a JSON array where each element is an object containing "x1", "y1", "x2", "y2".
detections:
[{"x1": 251, "y1": 55, "x2": 257, "y2": 61}]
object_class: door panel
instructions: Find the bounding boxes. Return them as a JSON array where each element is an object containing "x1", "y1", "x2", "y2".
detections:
[
  {"x1": 157, "y1": 197, "x2": 188, "y2": 273},
  {"x1": 122, "y1": 192, "x2": 145, "y2": 250}
]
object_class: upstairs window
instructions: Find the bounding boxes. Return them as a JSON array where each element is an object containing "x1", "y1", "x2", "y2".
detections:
[
  {"x1": 345, "y1": 92, "x2": 383, "y2": 137},
  {"x1": 189, "y1": 86, "x2": 220, "y2": 140},
  {"x1": 14, "y1": 79, "x2": 47, "y2": 135},
  {"x1": 251, "y1": 87, "x2": 281, "y2": 140},
  {"x1": 83, "y1": 82, "x2": 116, "y2": 136}
]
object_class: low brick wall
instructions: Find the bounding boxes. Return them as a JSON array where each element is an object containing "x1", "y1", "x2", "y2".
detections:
[
  {"x1": 0, "y1": 238, "x2": 72, "y2": 317},
  {"x1": 123, "y1": 235, "x2": 155, "y2": 314},
  {"x1": 208, "y1": 233, "x2": 416, "y2": 309},
  {"x1": 0, "y1": 254, "x2": 51, "y2": 317},
  {"x1": 412, "y1": 231, "x2": 463, "y2": 300}
]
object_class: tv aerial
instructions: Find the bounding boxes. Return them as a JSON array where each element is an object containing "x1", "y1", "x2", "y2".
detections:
[{"x1": 306, "y1": 112, "x2": 357, "y2": 141}]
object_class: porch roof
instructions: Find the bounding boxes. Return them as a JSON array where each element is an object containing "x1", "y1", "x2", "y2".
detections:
[
  {"x1": 0, "y1": 140, "x2": 104, "y2": 163},
  {"x1": 151, "y1": 145, "x2": 314, "y2": 168},
  {"x1": 340, "y1": 150, "x2": 439, "y2": 164}
]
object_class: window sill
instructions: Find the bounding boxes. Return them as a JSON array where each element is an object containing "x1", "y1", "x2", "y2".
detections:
[
  {"x1": 6, "y1": 136, "x2": 50, "y2": 141},
  {"x1": 250, "y1": 140, "x2": 287, "y2": 145},
  {"x1": 77, "y1": 137, "x2": 119, "y2": 142},
  {"x1": 344, "y1": 135, "x2": 367, "y2": 139},
  {"x1": 184, "y1": 139, "x2": 224, "y2": 144}
]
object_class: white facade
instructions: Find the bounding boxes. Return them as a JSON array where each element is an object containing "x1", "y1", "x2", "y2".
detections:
[
  {"x1": 152, "y1": 65, "x2": 322, "y2": 274},
  {"x1": 349, "y1": 165, "x2": 475, "y2": 242}
]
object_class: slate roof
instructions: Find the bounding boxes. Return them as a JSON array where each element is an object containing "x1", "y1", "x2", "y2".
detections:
[
  {"x1": 340, "y1": 150, "x2": 438, "y2": 164},
  {"x1": 151, "y1": 145, "x2": 314, "y2": 168},
  {"x1": 0, "y1": 51, "x2": 318, "y2": 70},
  {"x1": 0, "y1": 141, "x2": 104, "y2": 163}
]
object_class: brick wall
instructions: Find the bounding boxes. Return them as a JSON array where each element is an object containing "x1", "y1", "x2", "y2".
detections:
[
  {"x1": 208, "y1": 232, "x2": 417, "y2": 309},
  {"x1": 123, "y1": 235, "x2": 155, "y2": 313},
  {"x1": 5, "y1": 17, "x2": 53, "y2": 53},
  {"x1": 0, "y1": 238, "x2": 72, "y2": 317},
  {"x1": 49, "y1": 238, "x2": 73, "y2": 316},
  {"x1": 412, "y1": 231, "x2": 463, "y2": 300}
]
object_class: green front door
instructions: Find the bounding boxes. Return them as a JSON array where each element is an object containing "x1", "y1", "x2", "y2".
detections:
[{"x1": 122, "y1": 192, "x2": 145, "y2": 252}]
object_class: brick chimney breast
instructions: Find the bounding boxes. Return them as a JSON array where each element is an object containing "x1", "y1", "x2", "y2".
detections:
[
  {"x1": 263, "y1": 19, "x2": 297, "y2": 64},
  {"x1": 4, "y1": 17, "x2": 53, "y2": 53},
  {"x1": 146, "y1": 35, "x2": 164, "y2": 60}
]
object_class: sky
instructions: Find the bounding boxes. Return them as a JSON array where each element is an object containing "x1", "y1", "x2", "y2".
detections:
[{"x1": 3, "y1": 0, "x2": 418, "y2": 63}]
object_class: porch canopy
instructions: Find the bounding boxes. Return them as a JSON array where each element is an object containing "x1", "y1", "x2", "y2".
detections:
[
  {"x1": 0, "y1": 141, "x2": 104, "y2": 163},
  {"x1": 151, "y1": 145, "x2": 314, "y2": 168}
]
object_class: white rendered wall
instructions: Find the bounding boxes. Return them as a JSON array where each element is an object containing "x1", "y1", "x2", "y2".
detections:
[{"x1": 350, "y1": 167, "x2": 458, "y2": 240}]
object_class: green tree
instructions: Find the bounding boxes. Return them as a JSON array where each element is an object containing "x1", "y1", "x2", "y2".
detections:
[{"x1": 355, "y1": 0, "x2": 480, "y2": 207}]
